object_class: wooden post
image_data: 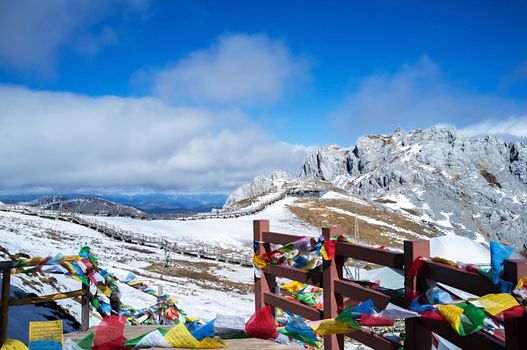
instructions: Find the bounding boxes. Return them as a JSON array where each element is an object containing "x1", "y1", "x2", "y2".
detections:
[
  {"x1": 81, "y1": 282, "x2": 91, "y2": 331},
  {"x1": 403, "y1": 240, "x2": 431, "y2": 350},
  {"x1": 322, "y1": 226, "x2": 344, "y2": 350},
  {"x1": 503, "y1": 259, "x2": 527, "y2": 283},
  {"x1": 0, "y1": 268, "x2": 11, "y2": 346},
  {"x1": 403, "y1": 240, "x2": 430, "y2": 301},
  {"x1": 503, "y1": 260, "x2": 527, "y2": 349},
  {"x1": 505, "y1": 310, "x2": 527, "y2": 350},
  {"x1": 253, "y1": 220, "x2": 276, "y2": 311}
]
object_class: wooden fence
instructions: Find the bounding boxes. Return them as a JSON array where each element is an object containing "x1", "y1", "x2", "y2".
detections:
[
  {"x1": 253, "y1": 219, "x2": 527, "y2": 350},
  {"x1": 0, "y1": 259, "x2": 91, "y2": 346}
]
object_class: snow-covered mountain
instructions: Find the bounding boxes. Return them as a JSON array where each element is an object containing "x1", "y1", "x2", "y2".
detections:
[
  {"x1": 21, "y1": 196, "x2": 146, "y2": 217},
  {"x1": 225, "y1": 127, "x2": 527, "y2": 250}
]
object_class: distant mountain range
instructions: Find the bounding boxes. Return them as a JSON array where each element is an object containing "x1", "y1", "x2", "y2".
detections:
[{"x1": 0, "y1": 193, "x2": 227, "y2": 215}]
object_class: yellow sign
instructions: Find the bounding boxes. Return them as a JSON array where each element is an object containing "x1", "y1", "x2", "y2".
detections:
[
  {"x1": 0, "y1": 339, "x2": 28, "y2": 350},
  {"x1": 29, "y1": 320, "x2": 63, "y2": 345}
]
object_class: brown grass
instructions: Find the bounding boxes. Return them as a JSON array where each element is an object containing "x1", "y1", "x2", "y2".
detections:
[
  {"x1": 287, "y1": 198, "x2": 438, "y2": 247},
  {"x1": 145, "y1": 262, "x2": 252, "y2": 294}
]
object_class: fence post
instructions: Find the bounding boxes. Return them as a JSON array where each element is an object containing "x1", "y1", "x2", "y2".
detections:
[
  {"x1": 503, "y1": 260, "x2": 527, "y2": 349},
  {"x1": 81, "y1": 282, "x2": 91, "y2": 331},
  {"x1": 505, "y1": 310, "x2": 527, "y2": 350},
  {"x1": 253, "y1": 220, "x2": 276, "y2": 311},
  {"x1": 0, "y1": 268, "x2": 11, "y2": 346},
  {"x1": 322, "y1": 226, "x2": 344, "y2": 350},
  {"x1": 403, "y1": 240, "x2": 431, "y2": 350}
]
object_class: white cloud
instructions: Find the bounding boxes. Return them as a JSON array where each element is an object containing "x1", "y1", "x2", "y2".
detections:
[
  {"x1": 150, "y1": 33, "x2": 310, "y2": 105},
  {"x1": 334, "y1": 57, "x2": 527, "y2": 136},
  {"x1": 0, "y1": 85, "x2": 311, "y2": 193},
  {"x1": 458, "y1": 115, "x2": 527, "y2": 139},
  {"x1": 0, "y1": 0, "x2": 149, "y2": 75}
]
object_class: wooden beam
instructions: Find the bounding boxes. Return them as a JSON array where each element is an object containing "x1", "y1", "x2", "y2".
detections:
[
  {"x1": 263, "y1": 293, "x2": 322, "y2": 320},
  {"x1": 411, "y1": 318, "x2": 504, "y2": 350},
  {"x1": 421, "y1": 261, "x2": 498, "y2": 296},
  {"x1": 0, "y1": 268, "x2": 11, "y2": 346},
  {"x1": 334, "y1": 279, "x2": 391, "y2": 309},
  {"x1": 9, "y1": 289, "x2": 86, "y2": 306},
  {"x1": 266, "y1": 265, "x2": 322, "y2": 286},
  {"x1": 346, "y1": 328, "x2": 399, "y2": 350},
  {"x1": 262, "y1": 231, "x2": 304, "y2": 245},
  {"x1": 335, "y1": 242, "x2": 404, "y2": 269}
]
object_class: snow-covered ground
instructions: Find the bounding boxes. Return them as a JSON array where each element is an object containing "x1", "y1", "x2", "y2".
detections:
[
  {"x1": 92, "y1": 197, "x2": 319, "y2": 250},
  {"x1": 0, "y1": 210, "x2": 256, "y2": 340}
]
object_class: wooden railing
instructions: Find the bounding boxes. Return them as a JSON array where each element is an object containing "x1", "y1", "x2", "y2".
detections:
[
  {"x1": 253, "y1": 219, "x2": 527, "y2": 350},
  {"x1": 0, "y1": 259, "x2": 91, "y2": 346}
]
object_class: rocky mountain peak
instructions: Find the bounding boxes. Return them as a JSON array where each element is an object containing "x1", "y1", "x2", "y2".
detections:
[{"x1": 225, "y1": 127, "x2": 527, "y2": 249}]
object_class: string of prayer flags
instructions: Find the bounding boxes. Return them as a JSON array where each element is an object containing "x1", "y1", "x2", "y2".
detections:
[{"x1": 245, "y1": 305, "x2": 278, "y2": 340}]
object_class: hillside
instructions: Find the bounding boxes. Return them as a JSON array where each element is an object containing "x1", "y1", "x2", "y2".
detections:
[
  {"x1": 224, "y1": 127, "x2": 527, "y2": 250},
  {"x1": 21, "y1": 195, "x2": 146, "y2": 217}
]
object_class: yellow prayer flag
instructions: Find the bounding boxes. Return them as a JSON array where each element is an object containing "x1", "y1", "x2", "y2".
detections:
[
  {"x1": 29, "y1": 320, "x2": 63, "y2": 345},
  {"x1": 164, "y1": 324, "x2": 201, "y2": 348},
  {"x1": 98, "y1": 285, "x2": 112, "y2": 298},
  {"x1": 431, "y1": 257, "x2": 458, "y2": 267},
  {"x1": 437, "y1": 304, "x2": 463, "y2": 334},
  {"x1": 320, "y1": 246, "x2": 329, "y2": 260},
  {"x1": 478, "y1": 293, "x2": 519, "y2": 316},
  {"x1": 164, "y1": 324, "x2": 226, "y2": 349},
  {"x1": 253, "y1": 255, "x2": 267, "y2": 270},
  {"x1": 315, "y1": 319, "x2": 358, "y2": 335},
  {"x1": 198, "y1": 337, "x2": 227, "y2": 348},
  {"x1": 281, "y1": 281, "x2": 304, "y2": 294},
  {"x1": 515, "y1": 277, "x2": 527, "y2": 290},
  {"x1": 0, "y1": 339, "x2": 28, "y2": 350},
  {"x1": 301, "y1": 258, "x2": 319, "y2": 271}
]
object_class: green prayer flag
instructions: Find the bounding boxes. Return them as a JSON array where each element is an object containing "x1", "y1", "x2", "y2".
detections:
[{"x1": 77, "y1": 333, "x2": 94, "y2": 350}]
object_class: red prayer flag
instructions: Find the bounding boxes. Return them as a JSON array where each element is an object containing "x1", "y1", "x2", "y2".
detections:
[
  {"x1": 93, "y1": 315, "x2": 127, "y2": 350},
  {"x1": 421, "y1": 310, "x2": 446, "y2": 321},
  {"x1": 245, "y1": 305, "x2": 278, "y2": 340},
  {"x1": 359, "y1": 314, "x2": 395, "y2": 327},
  {"x1": 323, "y1": 240, "x2": 336, "y2": 260}
]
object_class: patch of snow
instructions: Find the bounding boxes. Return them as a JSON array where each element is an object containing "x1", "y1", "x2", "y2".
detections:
[{"x1": 436, "y1": 211, "x2": 454, "y2": 229}]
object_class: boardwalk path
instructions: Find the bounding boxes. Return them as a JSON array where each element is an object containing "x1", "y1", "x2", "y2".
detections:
[{"x1": 0, "y1": 206, "x2": 253, "y2": 267}]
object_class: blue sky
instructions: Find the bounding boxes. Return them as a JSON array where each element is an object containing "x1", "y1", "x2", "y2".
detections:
[{"x1": 0, "y1": 0, "x2": 526, "y2": 194}]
